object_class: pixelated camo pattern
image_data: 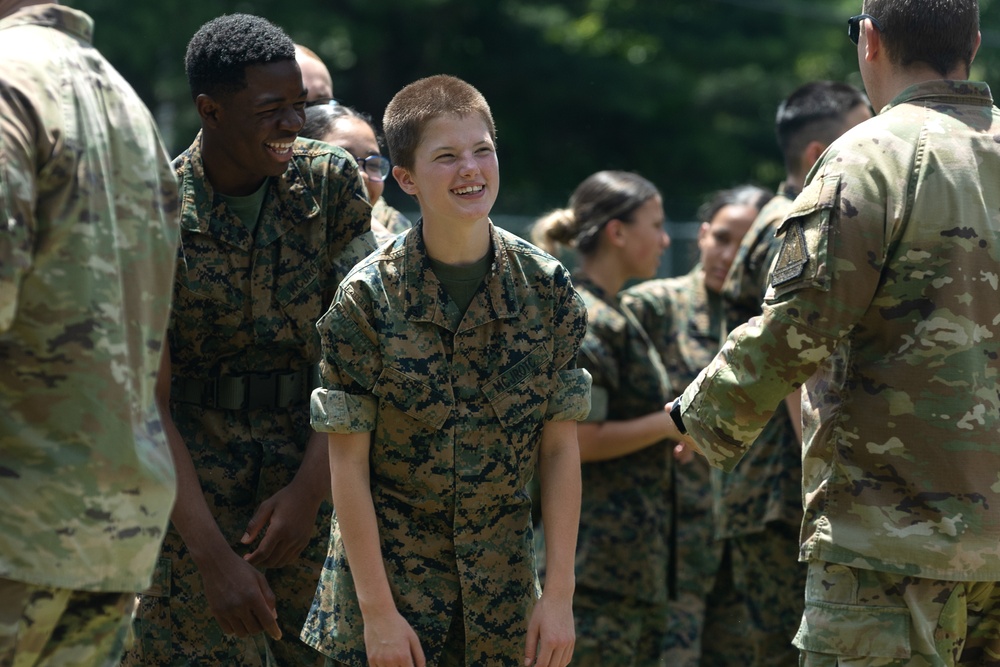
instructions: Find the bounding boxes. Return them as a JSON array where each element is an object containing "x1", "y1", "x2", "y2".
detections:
[
  {"x1": 304, "y1": 222, "x2": 590, "y2": 666},
  {"x1": 571, "y1": 276, "x2": 674, "y2": 607}
]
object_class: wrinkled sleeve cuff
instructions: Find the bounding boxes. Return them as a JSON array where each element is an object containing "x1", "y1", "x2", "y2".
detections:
[
  {"x1": 311, "y1": 387, "x2": 377, "y2": 434},
  {"x1": 546, "y1": 368, "x2": 593, "y2": 422},
  {"x1": 680, "y1": 373, "x2": 751, "y2": 473}
]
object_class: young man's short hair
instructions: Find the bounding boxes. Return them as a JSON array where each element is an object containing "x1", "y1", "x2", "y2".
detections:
[
  {"x1": 776, "y1": 81, "x2": 869, "y2": 174},
  {"x1": 863, "y1": 0, "x2": 979, "y2": 76},
  {"x1": 383, "y1": 75, "x2": 496, "y2": 171},
  {"x1": 185, "y1": 14, "x2": 296, "y2": 101}
]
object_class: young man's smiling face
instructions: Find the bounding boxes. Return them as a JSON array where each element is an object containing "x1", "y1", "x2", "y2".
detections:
[
  {"x1": 202, "y1": 59, "x2": 307, "y2": 195},
  {"x1": 393, "y1": 113, "x2": 499, "y2": 229}
]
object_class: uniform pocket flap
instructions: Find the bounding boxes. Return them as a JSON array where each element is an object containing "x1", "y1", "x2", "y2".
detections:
[
  {"x1": 482, "y1": 345, "x2": 552, "y2": 428},
  {"x1": 794, "y1": 599, "x2": 911, "y2": 659},
  {"x1": 776, "y1": 173, "x2": 842, "y2": 237},
  {"x1": 373, "y1": 366, "x2": 452, "y2": 429}
]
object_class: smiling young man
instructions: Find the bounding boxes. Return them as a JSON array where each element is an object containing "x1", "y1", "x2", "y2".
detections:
[
  {"x1": 300, "y1": 75, "x2": 591, "y2": 667},
  {"x1": 123, "y1": 13, "x2": 375, "y2": 667}
]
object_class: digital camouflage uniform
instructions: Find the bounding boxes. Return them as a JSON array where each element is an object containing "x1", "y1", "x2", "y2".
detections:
[
  {"x1": 302, "y1": 222, "x2": 591, "y2": 667},
  {"x1": 125, "y1": 135, "x2": 374, "y2": 666},
  {"x1": 568, "y1": 274, "x2": 673, "y2": 667},
  {"x1": 716, "y1": 182, "x2": 805, "y2": 666},
  {"x1": 371, "y1": 196, "x2": 413, "y2": 240},
  {"x1": 624, "y1": 269, "x2": 752, "y2": 667},
  {"x1": 680, "y1": 80, "x2": 1000, "y2": 665},
  {"x1": 0, "y1": 4, "x2": 179, "y2": 666}
]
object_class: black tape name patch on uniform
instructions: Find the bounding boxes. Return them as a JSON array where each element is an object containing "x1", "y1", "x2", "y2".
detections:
[{"x1": 771, "y1": 221, "x2": 809, "y2": 286}]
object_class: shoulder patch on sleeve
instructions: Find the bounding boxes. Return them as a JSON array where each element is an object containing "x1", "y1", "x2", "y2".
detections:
[{"x1": 771, "y1": 221, "x2": 809, "y2": 287}]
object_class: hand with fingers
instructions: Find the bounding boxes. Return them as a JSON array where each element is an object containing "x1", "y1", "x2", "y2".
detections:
[
  {"x1": 524, "y1": 593, "x2": 575, "y2": 667},
  {"x1": 242, "y1": 479, "x2": 322, "y2": 569},
  {"x1": 198, "y1": 547, "x2": 282, "y2": 640},
  {"x1": 363, "y1": 608, "x2": 426, "y2": 667}
]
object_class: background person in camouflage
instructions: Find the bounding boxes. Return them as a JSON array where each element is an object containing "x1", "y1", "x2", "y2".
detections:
[
  {"x1": 123, "y1": 14, "x2": 374, "y2": 667},
  {"x1": 713, "y1": 82, "x2": 870, "y2": 666},
  {"x1": 0, "y1": 1, "x2": 179, "y2": 665},
  {"x1": 624, "y1": 185, "x2": 770, "y2": 666},
  {"x1": 531, "y1": 171, "x2": 673, "y2": 667},
  {"x1": 301, "y1": 75, "x2": 589, "y2": 667},
  {"x1": 301, "y1": 103, "x2": 413, "y2": 245},
  {"x1": 673, "y1": 0, "x2": 1000, "y2": 663}
]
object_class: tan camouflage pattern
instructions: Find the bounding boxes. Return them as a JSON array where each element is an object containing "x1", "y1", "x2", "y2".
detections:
[
  {"x1": 0, "y1": 5, "x2": 179, "y2": 592},
  {"x1": 795, "y1": 561, "x2": 1000, "y2": 665},
  {"x1": 303, "y1": 222, "x2": 591, "y2": 667},
  {"x1": 0, "y1": 578, "x2": 135, "y2": 667},
  {"x1": 567, "y1": 275, "x2": 672, "y2": 665},
  {"x1": 680, "y1": 80, "x2": 1000, "y2": 581},
  {"x1": 126, "y1": 134, "x2": 374, "y2": 666},
  {"x1": 623, "y1": 269, "x2": 753, "y2": 665}
]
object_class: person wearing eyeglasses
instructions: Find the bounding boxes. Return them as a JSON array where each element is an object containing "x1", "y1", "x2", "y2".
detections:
[
  {"x1": 302, "y1": 103, "x2": 413, "y2": 245},
  {"x1": 669, "y1": 0, "x2": 1000, "y2": 664}
]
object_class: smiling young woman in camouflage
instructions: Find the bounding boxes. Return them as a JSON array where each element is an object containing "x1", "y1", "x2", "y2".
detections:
[{"x1": 302, "y1": 75, "x2": 589, "y2": 667}]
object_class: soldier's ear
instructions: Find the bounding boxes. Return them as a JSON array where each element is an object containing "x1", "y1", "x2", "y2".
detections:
[
  {"x1": 196, "y1": 94, "x2": 222, "y2": 128},
  {"x1": 604, "y1": 218, "x2": 627, "y2": 248},
  {"x1": 393, "y1": 165, "x2": 418, "y2": 196}
]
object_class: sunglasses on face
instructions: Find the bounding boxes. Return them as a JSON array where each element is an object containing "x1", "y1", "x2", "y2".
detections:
[{"x1": 848, "y1": 13, "x2": 885, "y2": 45}]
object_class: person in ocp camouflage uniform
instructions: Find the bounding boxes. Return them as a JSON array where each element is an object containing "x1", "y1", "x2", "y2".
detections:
[
  {"x1": 301, "y1": 75, "x2": 589, "y2": 667},
  {"x1": 0, "y1": 2, "x2": 179, "y2": 665},
  {"x1": 532, "y1": 171, "x2": 675, "y2": 667},
  {"x1": 715, "y1": 82, "x2": 870, "y2": 666},
  {"x1": 625, "y1": 185, "x2": 771, "y2": 666},
  {"x1": 673, "y1": 0, "x2": 1000, "y2": 663},
  {"x1": 124, "y1": 14, "x2": 374, "y2": 667}
]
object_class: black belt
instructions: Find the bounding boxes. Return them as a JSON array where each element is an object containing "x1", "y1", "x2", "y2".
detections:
[{"x1": 172, "y1": 369, "x2": 316, "y2": 411}]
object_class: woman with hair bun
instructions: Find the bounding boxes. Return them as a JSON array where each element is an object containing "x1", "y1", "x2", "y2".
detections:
[{"x1": 532, "y1": 170, "x2": 677, "y2": 667}]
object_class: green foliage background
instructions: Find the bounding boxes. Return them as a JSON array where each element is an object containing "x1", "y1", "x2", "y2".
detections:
[{"x1": 77, "y1": 0, "x2": 1000, "y2": 224}]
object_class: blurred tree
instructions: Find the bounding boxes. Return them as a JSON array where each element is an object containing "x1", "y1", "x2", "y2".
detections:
[{"x1": 77, "y1": 0, "x2": 998, "y2": 225}]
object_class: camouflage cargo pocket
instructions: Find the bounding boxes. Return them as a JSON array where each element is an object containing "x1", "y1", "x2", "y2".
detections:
[
  {"x1": 793, "y1": 561, "x2": 911, "y2": 659},
  {"x1": 125, "y1": 557, "x2": 172, "y2": 664}
]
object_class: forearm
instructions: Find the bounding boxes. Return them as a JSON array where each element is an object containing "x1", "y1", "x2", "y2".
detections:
[
  {"x1": 328, "y1": 432, "x2": 397, "y2": 616},
  {"x1": 289, "y1": 428, "x2": 332, "y2": 509},
  {"x1": 576, "y1": 409, "x2": 675, "y2": 462},
  {"x1": 537, "y1": 420, "x2": 581, "y2": 598}
]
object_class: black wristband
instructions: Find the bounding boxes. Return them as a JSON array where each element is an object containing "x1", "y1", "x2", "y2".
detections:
[{"x1": 669, "y1": 401, "x2": 687, "y2": 435}]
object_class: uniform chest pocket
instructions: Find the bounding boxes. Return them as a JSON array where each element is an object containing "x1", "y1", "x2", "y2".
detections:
[
  {"x1": 274, "y1": 256, "x2": 321, "y2": 311},
  {"x1": 373, "y1": 366, "x2": 453, "y2": 429},
  {"x1": 481, "y1": 344, "x2": 552, "y2": 430}
]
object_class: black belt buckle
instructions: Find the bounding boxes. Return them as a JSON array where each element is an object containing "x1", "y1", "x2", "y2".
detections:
[{"x1": 245, "y1": 373, "x2": 278, "y2": 411}]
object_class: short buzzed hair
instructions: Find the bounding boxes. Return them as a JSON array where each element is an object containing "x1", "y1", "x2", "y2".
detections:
[
  {"x1": 776, "y1": 81, "x2": 869, "y2": 174},
  {"x1": 863, "y1": 0, "x2": 979, "y2": 76},
  {"x1": 383, "y1": 75, "x2": 496, "y2": 171},
  {"x1": 185, "y1": 14, "x2": 296, "y2": 100}
]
